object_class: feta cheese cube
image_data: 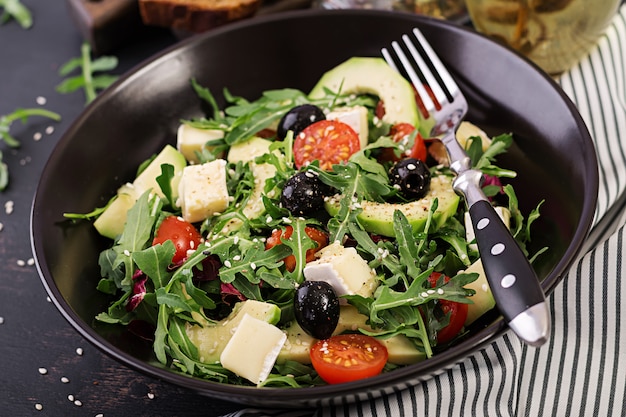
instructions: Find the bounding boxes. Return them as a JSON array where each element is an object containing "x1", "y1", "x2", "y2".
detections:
[
  {"x1": 326, "y1": 105, "x2": 369, "y2": 149},
  {"x1": 177, "y1": 124, "x2": 224, "y2": 164},
  {"x1": 177, "y1": 159, "x2": 229, "y2": 223},
  {"x1": 220, "y1": 314, "x2": 287, "y2": 385},
  {"x1": 303, "y1": 242, "x2": 378, "y2": 301}
]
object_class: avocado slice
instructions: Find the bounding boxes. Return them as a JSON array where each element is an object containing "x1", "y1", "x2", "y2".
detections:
[
  {"x1": 186, "y1": 300, "x2": 281, "y2": 364},
  {"x1": 277, "y1": 305, "x2": 425, "y2": 365},
  {"x1": 325, "y1": 175, "x2": 460, "y2": 237},
  {"x1": 309, "y1": 57, "x2": 420, "y2": 127},
  {"x1": 463, "y1": 259, "x2": 496, "y2": 325},
  {"x1": 94, "y1": 145, "x2": 187, "y2": 239}
]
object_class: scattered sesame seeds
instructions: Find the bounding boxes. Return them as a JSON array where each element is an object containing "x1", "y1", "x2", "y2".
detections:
[
  {"x1": 45, "y1": 126, "x2": 55, "y2": 135},
  {"x1": 17, "y1": 259, "x2": 26, "y2": 267},
  {"x1": 250, "y1": 263, "x2": 256, "y2": 270},
  {"x1": 224, "y1": 260, "x2": 232, "y2": 268},
  {"x1": 35, "y1": 403, "x2": 43, "y2": 411},
  {"x1": 76, "y1": 347, "x2": 84, "y2": 356},
  {"x1": 61, "y1": 376, "x2": 70, "y2": 383},
  {"x1": 38, "y1": 367, "x2": 48, "y2": 375},
  {"x1": 437, "y1": 288, "x2": 444, "y2": 295},
  {"x1": 123, "y1": 249, "x2": 131, "y2": 256},
  {"x1": 74, "y1": 399, "x2": 82, "y2": 407},
  {"x1": 36, "y1": 96, "x2": 47, "y2": 105},
  {"x1": 33, "y1": 132, "x2": 43, "y2": 141},
  {"x1": 27, "y1": 257, "x2": 35, "y2": 266},
  {"x1": 67, "y1": 394, "x2": 75, "y2": 401},
  {"x1": 147, "y1": 392, "x2": 155, "y2": 400},
  {"x1": 5, "y1": 200, "x2": 14, "y2": 214}
]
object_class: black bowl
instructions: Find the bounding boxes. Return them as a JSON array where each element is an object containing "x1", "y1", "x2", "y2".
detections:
[{"x1": 31, "y1": 9, "x2": 597, "y2": 408}]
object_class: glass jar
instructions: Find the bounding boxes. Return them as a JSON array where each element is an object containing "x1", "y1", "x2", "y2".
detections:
[
  {"x1": 314, "y1": 0, "x2": 467, "y2": 19},
  {"x1": 465, "y1": 0, "x2": 621, "y2": 75}
]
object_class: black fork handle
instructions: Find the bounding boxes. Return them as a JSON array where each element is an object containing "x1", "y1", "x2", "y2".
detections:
[{"x1": 455, "y1": 169, "x2": 551, "y2": 346}]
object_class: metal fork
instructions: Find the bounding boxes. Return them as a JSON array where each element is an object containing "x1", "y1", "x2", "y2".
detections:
[{"x1": 382, "y1": 28, "x2": 550, "y2": 347}]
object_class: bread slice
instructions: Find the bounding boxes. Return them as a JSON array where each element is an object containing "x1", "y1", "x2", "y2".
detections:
[{"x1": 138, "y1": 0, "x2": 262, "y2": 33}]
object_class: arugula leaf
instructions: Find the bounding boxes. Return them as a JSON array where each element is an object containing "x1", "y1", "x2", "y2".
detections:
[
  {"x1": 0, "y1": 0, "x2": 32, "y2": 28},
  {"x1": 0, "y1": 107, "x2": 61, "y2": 147},
  {"x1": 56, "y1": 42, "x2": 119, "y2": 104}
]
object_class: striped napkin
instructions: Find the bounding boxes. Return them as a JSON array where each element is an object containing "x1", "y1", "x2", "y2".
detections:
[{"x1": 225, "y1": 5, "x2": 626, "y2": 416}]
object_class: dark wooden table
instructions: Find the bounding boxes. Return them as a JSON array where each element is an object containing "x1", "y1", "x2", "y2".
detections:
[{"x1": 0, "y1": 1, "x2": 271, "y2": 415}]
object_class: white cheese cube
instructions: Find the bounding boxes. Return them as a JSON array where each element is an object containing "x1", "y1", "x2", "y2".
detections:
[
  {"x1": 303, "y1": 242, "x2": 378, "y2": 302},
  {"x1": 177, "y1": 124, "x2": 224, "y2": 164},
  {"x1": 177, "y1": 159, "x2": 229, "y2": 223},
  {"x1": 220, "y1": 314, "x2": 287, "y2": 385},
  {"x1": 464, "y1": 206, "x2": 511, "y2": 252},
  {"x1": 326, "y1": 105, "x2": 369, "y2": 149}
]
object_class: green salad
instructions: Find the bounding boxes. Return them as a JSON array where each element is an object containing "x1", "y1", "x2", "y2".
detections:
[{"x1": 69, "y1": 57, "x2": 544, "y2": 388}]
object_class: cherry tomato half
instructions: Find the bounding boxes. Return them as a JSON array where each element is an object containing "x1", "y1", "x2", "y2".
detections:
[
  {"x1": 293, "y1": 120, "x2": 360, "y2": 170},
  {"x1": 310, "y1": 334, "x2": 388, "y2": 384},
  {"x1": 379, "y1": 123, "x2": 427, "y2": 163},
  {"x1": 265, "y1": 225, "x2": 328, "y2": 272},
  {"x1": 428, "y1": 272, "x2": 468, "y2": 344},
  {"x1": 152, "y1": 216, "x2": 202, "y2": 264}
]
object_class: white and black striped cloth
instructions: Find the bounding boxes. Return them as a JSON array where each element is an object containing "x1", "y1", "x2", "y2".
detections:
[{"x1": 225, "y1": 5, "x2": 626, "y2": 416}]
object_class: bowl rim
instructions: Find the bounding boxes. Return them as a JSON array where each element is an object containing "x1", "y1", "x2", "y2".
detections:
[{"x1": 30, "y1": 7, "x2": 599, "y2": 405}]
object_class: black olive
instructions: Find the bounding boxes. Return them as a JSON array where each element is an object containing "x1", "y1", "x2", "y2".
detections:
[
  {"x1": 277, "y1": 104, "x2": 325, "y2": 140},
  {"x1": 389, "y1": 158, "x2": 431, "y2": 200},
  {"x1": 281, "y1": 171, "x2": 333, "y2": 216},
  {"x1": 294, "y1": 280, "x2": 339, "y2": 340}
]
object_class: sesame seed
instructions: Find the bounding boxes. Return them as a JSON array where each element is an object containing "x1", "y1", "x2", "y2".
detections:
[
  {"x1": 233, "y1": 255, "x2": 241, "y2": 261},
  {"x1": 0, "y1": 222, "x2": 3, "y2": 231},
  {"x1": 35, "y1": 403, "x2": 43, "y2": 411},
  {"x1": 407, "y1": 163, "x2": 417, "y2": 170},
  {"x1": 5, "y1": 200, "x2": 14, "y2": 214},
  {"x1": 96, "y1": 414, "x2": 104, "y2": 417},
  {"x1": 74, "y1": 399, "x2": 82, "y2": 406},
  {"x1": 123, "y1": 250, "x2": 130, "y2": 256},
  {"x1": 420, "y1": 292, "x2": 429, "y2": 298},
  {"x1": 33, "y1": 132, "x2": 43, "y2": 141},
  {"x1": 61, "y1": 376, "x2": 70, "y2": 383},
  {"x1": 147, "y1": 392, "x2": 155, "y2": 399},
  {"x1": 46, "y1": 297, "x2": 51, "y2": 303},
  {"x1": 45, "y1": 126, "x2": 55, "y2": 135},
  {"x1": 76, "y1": 347, "x2": 84, "y2": 356},
  {"x1": 27, "y1": 258, "x2": 35, "y2": 266},
  {"x1": 36, "y1": 96, "x2": 47, "y2": 105},
  {"x1": 266, "y1": 216, "x2": 273, "y2": 223},
  {"x1": 0, "y1": 317, "x2": 4, "y2": 324},
  {"x1": 250, "y1": 263, "x2": 256, "y2": 270},
  {"x1": 17, "y1": 259, "x2": 25, "y2": 267},
  {"x1": 38, "y1": 367, "x2": 48, "y2": 375},
  {"x1": 224, "y1": 260, "x2": 232, "y2": 268},
  {"x1": 233, "y1": 236, "x2": 239, "y2": 244},
  {"x1": 68, "y1": 394, "x2": 75, "y2": 401},
  {"x1": 437, "y1": 288, "x2": 444, "y2": 295}
]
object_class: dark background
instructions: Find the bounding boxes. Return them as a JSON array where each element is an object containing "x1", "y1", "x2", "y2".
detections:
[{"x1": 0, "y1": 1, "x2": 281, "y2": 415}]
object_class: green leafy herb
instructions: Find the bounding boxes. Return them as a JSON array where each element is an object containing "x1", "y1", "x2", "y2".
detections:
[
  {"x1": 0, "y1": 0, "x2": 32, "y2": 28},
  {"x1": 0, "y1": 107, "x2": 61, "y2": 191},
  {"x1": 56, "y1": 42, "x2": 119, "y2": 104}
]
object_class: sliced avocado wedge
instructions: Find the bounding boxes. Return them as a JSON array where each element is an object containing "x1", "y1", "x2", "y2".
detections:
[
  {"x1": 325, "y1": 175, "x2": 460, "y2": 237},
  {"x1": 93, "y1": 145, "x2": 187, "y2": 239},
  {"x1": 186, "y1": 300, "x2": 281, "y2": 364},
  {"x1": 309, "y1": 57, "x2": 420, "y2": 127}
]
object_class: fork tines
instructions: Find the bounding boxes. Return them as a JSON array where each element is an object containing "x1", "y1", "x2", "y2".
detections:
[{"x1": 382, "y1": 28, "x2": 459, "y2": 116}]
